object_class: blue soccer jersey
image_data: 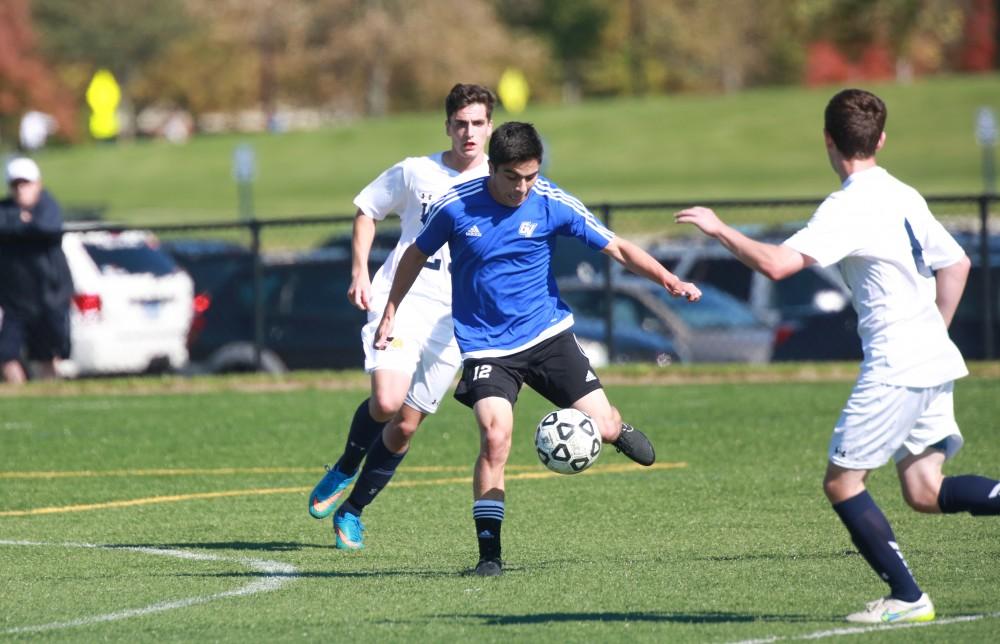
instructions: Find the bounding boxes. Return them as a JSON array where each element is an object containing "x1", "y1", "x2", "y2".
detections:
[{"x1": 415, "y1": 176, "x2": 614, "y2": 358}]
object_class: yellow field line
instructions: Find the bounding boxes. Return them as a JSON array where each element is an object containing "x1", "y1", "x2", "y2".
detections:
[
  {"x1": 0, "y1": 462, "x2": 686, "y2": 517},
  {"x1": 0, "y1": 465, "x2": 481, "y2": 479}
]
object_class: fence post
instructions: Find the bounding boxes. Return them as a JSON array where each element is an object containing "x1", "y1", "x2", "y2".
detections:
[
  {"x1": 249, "y1": 219, "x2": 264, "y2": 371},
  {"x1": 600, "y1": 204, "x2": 616, "y2": 363},
  {"x1": 979, "y1": 195, "x2": 994, "y2": 359}
]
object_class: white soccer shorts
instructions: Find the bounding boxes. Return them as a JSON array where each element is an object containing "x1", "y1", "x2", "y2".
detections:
[
  {"x1": 360, "y1": 316, "x2": 461, "y2": 415},
  {"x1": 828, "y1": 380, "x2": 964, "y2": 470}
]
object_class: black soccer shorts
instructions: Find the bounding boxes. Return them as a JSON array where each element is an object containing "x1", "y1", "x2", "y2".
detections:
[{"x1": 454, "y1": 330, "x2": 603, "y2": 409}]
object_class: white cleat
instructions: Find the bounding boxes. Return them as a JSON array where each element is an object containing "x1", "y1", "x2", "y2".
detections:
[{"x1": 845, "y1": 593, "x2": 935, "y2": 624}]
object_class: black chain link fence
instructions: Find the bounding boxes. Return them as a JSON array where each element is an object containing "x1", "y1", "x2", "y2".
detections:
[{"x1": 69, "y1": 193, "x2": 997, "y2": 372}]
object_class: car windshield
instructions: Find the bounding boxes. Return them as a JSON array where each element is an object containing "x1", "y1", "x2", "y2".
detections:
[
  {"x1": 84, "y1": 242, "x2": 179, "y2": 277},
  {"x1": 652, "y1": 284, "x2": 759, "y2": 328}
]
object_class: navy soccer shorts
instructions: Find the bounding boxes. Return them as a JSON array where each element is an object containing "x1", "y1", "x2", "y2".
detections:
[{"x1": 454, "y1": 330, "x2": 603, "y2": 409}]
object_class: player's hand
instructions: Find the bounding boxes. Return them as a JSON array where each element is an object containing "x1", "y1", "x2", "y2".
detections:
[
  {"x1": 373, "y1": 313, "x2": 394, "y2": 350},
  {"x1": 347, "y1": 275, "x2": 372, "y2": 311},
  {"x1": 674, "y1": 206, "x2": 725, "y2": 237},
  {"x1": 666, "y1": 280, "x2": 701, "y2": 302}
]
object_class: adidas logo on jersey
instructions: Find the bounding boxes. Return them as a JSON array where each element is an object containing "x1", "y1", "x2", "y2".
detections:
[
  {"x1": 585, "y1": 370, "x2": 597, "y2": 382},
  {"x1": 465, "y1": 225, "x2": 482, "y2": 237}
]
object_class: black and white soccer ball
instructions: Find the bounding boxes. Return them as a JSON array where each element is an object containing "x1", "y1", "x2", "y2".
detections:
[{"x1": 534, "y1": 408, "x2": 602, "y2": 475}]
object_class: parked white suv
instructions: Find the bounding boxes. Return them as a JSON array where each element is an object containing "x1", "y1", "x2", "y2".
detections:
[{"x1": 58, "y1": 229, "x2": 194, "y2": 377}]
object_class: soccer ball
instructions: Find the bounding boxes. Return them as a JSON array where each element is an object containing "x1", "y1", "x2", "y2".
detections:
[{"x1": 534, "y1": 408, "x2": 602, "y2": 475}]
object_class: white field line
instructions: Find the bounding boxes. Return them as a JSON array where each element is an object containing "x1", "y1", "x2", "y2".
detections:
[
  {"x1": 0, "y1": 540, "x2": 298, "y2": 635},
  {"x1": 726, "y1": 610, "x2": 1000, "y2": 644}
]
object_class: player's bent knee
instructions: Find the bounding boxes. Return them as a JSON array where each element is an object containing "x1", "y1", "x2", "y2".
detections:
[
  {"x1": 395, "y1": 417, "x2": 421, "y2": 441},
  {"x1": 369, "y1": 394, "x2": 405, "y2": 421},
  {"x1": 383, "y1": 419, "x2": 418, "y2": 450},
  {"x1": 902, "y1": 486, "x2": 941, "y2": 513},
  {"x1": 823, "y1": 476, "x2": 862, "y2": 504}
]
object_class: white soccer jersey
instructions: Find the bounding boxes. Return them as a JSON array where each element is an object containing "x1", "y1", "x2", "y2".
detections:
[
  {"x1": 783, "y1": 166, "x2": 968, "y2": 387},
  {"x1": 354, "y1": 153, "x2": 489, "y2": 345}
]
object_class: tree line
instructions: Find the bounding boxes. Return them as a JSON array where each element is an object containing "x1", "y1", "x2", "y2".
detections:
[{"x1": 0, "y1": 0, "x2": 995, "y2": 144}]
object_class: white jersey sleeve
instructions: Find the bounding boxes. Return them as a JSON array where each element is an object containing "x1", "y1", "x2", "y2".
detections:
[
  {"x1": 353, "y1": 162, "x2": 406, "y2": 221},
  {"x1": 916, "y1": 212, "x2": 966, "y2": 271},
  {"x1": 782, "y1": 194, "x2": 856, "y2": 267}
]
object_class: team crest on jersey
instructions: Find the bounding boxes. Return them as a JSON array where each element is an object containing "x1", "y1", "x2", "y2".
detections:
[{"x1": 518, "y1": 221, "x2": 538, "y2": 237}]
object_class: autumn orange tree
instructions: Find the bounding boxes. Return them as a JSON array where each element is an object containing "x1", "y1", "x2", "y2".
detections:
[{"x1": 0, "y1": 0, "x2": 77, "y2": 146}]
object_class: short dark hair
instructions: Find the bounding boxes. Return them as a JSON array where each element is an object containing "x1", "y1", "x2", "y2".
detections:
[
  {"x1": 488, "y1": 122, "x2": 543, "y2": 167},
  {"x1": 824, "y1": 89, "x2": 886, "y2": 159},
  {"x1": 445, "y1": 83, "x2": 496, "y2": 120}
]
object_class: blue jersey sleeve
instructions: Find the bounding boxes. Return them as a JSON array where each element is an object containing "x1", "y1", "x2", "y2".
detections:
[
  {"x1": 540, "y1": 179, "x2": 614, "y2": 251},
  {"x1": 414, "y1": 198, "x2": 453, "y2": 256}
]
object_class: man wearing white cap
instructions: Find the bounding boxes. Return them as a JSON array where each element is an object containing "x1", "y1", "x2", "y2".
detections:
[{"x1": 0, "y1": 157, "x2": 74, "y2": 383}]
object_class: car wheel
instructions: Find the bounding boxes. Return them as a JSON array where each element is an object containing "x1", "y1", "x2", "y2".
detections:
[{"x1": 207, "y1": 343, "x2": 287, "y2": 374}]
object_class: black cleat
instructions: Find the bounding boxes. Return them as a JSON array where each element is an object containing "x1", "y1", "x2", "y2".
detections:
[
  {"x1": 474, "y1": 558, "x2": 503, "y2": 577},
  {"x1": 613, "y1": 423, "x2": 655, "y2": 466}
]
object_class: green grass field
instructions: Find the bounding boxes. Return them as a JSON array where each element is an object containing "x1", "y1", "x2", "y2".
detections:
[
  {"x1": 2, "y1": 369, "x2": 998, "y2": 642},
  {"x1": 24, "y1": 74, "x2": 1000, "y2": 233}
]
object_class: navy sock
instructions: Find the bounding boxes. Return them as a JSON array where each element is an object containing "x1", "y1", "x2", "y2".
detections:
[
  {"x1": 473, "y1": 499, "x2": 504, "y2": 561},
  {"x1": 337, "y1": 500, "x2": 360, "y2": 517},
  {"x1": 343, "y1": 438, "x2": 407, "y2": 514},
  {"x1": 938, "y1": 475, "x2": 1000, "y2": 515},
  {"x1": 335, "y1": 399, "x2": 385, "y2": 475},
  {"x1": 832, "y1": 490, "x2": 922, "y2": 602}
]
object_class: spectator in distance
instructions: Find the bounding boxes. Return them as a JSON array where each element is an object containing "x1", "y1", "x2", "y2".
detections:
[{"x1": 0, "y1": 157, "x2": 74, "y2": 384}]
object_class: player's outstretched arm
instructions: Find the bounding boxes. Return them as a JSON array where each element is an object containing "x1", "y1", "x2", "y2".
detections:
[
  {"x1": 602, "y1": 236, "x2": 701, "y2": 302},
  {"x1": 674, "y1": 206, "x2": 813, "y2": 280},
  {"x1": 373, "y1": 243, "x2": 429, "y2": 350},
  {"x1": 935, "y1": 254, "x2": 971, "y2": 327},
  {"x1": 349, "y1": 209, "x2": 376, "y2": 311}
]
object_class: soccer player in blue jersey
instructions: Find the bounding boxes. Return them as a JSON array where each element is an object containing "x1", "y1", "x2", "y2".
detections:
[
  {"x1": 374, "y1": 121, "x2": 702, "y2": 576},
  {"x1": 677, "y1": 89, "x2": 1000, "y2": 623}
]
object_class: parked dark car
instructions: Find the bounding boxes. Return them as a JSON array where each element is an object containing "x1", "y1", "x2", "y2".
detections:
[
  {"x1": 950, "y1": 231, "x2": 1000, "y2": 360},
  {"x1": 558, "y1": 276, "x2": 775, "y2": 364},
  {"x1": 186, "y1": 248, "x2": 381, "y2": 373},
  {"x1": 771, "y1": 306, "x2": 862, "y2": 362},
  {"x1": 161, "y1": 238, "x2": 254, "y2": 296},
  {"x1": 318, "y1": 227, "x2": 402, "y2": 254},
  {"x1": 570, "y1": 314, "x2": 680, "y2": 367},
  {"x1": 650, "y1": 236, "x2": 858, "y2": 361}
]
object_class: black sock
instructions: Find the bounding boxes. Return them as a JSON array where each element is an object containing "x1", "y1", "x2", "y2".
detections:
[
  {"x1": 939, "y1": 475, "x2": 1000, "y2": 515},
  {"x1": 473, "y1": 499, "x2": 504, "y2": 561},
  {"x1": 343, "y1": 438, "x2": 407, "y2": 514},
  {"x1": 832, "y1": 490, "x2": 922, "y2": 602},
  {"x1": 335, "y1": 398, "x2": 386, "y2": 475}
]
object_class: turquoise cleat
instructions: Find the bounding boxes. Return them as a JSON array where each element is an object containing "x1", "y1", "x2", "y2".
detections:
[
  {"x1": 308, "y1": 465, "x2": 356, "y2": 519},
  {"x1": 334, "y1": 510, "x2": 365, "y2": 550}
]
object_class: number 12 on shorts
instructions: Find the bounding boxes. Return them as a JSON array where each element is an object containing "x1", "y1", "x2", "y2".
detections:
[{"x1": 473, "y1": 365, "x2": 492, "y2": 380}]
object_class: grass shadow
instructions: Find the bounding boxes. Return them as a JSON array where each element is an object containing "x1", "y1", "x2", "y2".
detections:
[
  {"x1": 694, "y1": 550, "x2": 861, "y2": 562},
  {"x1": 431, "y1": 611, "x2": 818, "y2": 625}
]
